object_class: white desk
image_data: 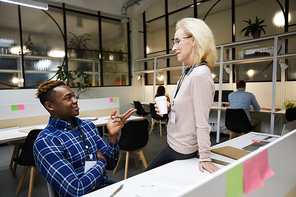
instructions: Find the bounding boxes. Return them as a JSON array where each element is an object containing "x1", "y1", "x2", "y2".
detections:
[
  {"x1": 84, "y1": 132, "x2": 281, "y2": 197},
  {"x1": 0, "y1": 116, "x2": 143, "y2": 144}
]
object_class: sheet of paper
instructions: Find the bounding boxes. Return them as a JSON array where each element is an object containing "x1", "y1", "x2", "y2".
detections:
[
  {"x1": 256, "y1": 149, "x2": 274, "y2": 180},
  {"x1": 135, "y1": 185, "x2": 178, "y2": 197},
  {"x1": 150, "y1": 176, "x2": 195, "y2": 191},
  {"x1": 226, "y1": 163, "x2": 243, "y2": 197},
  {"x1": 243, "y1": 156, "x2": 264, "y2": 194}
]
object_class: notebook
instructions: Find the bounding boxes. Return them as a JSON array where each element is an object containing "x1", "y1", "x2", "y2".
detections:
[{"x1": 211, "y1": 146, "x2": 250, "y2": 160}]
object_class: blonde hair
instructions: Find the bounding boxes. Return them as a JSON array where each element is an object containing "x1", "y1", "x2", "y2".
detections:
[{"x1": 175, "y1": 18, "x2": 217, "y2": 69}]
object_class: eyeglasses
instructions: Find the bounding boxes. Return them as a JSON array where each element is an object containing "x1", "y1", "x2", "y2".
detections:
[{"x1": 171, "y1": 36, "x2": 192, "y2": 47}]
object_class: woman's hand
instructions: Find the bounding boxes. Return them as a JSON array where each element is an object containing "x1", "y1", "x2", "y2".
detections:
[
  {"x1": 199, "y1": 161, "x2": 220, "y2": 173},
  {"x1": 155, "y1": 103, "x2": 170, "y2": 117},
  {"x1": 107, "y1": 108, "x2": 137, "y2": 143}
]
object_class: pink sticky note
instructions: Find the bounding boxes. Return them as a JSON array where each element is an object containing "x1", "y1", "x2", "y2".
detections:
[
  {"x1": 256, "y1": 149, "x2": 274, "y2": 180},
  {"x1": 18, "y1": 104, "x2": 25, "y2": 110},
  {"x1": 109, "y1": 98, "x2": 113, "y2": 103},
  {"x1": 243, "y1": 156, "x2": 264, "y2": 194},
  {"x1": 252, "y1": 139, "x2": 261, "y2": 142}
]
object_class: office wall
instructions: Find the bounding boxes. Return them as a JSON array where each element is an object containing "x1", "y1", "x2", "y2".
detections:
[{"x1": 0, "y1": 87, "x2": 133, "y2": 115}]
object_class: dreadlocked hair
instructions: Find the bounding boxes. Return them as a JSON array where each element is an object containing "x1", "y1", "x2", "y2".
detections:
[{"x1": 36, "y1": 80, "x2": 65, "y2": 107}]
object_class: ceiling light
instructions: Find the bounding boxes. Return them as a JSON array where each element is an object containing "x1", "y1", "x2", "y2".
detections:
[
  {"x1": 247, "y1": 69, "x2": 255, "y2": 77},
  {"x1": 273, "y1": 10, "x2": 291, "y2": 27},
  {"x1": 157, "y1": 71, "x2": 164, "y2": 80},
  {"x1": 48, "y1": 49, "x2": 65, "y2": 58},
  {"x1": 0, "y1": 0, "x2": 48, "y2": 10},
  {"x1": 223, "y1": 65, "x2": 231, "y2": 74},
  {"x1": 279, "y1": 60, "x2": 288, "y2": 70}
]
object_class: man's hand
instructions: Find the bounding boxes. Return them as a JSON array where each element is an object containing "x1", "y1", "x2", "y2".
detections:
[
  {"x1": 97, "y1": 151, "x2": 107, "y2": 164},
  {"x1": 107, "y1": 108, "x2": 137, "y2": 143},
  {"x1": 199, "y1": 161, "x2": 220, "y2": 173}
]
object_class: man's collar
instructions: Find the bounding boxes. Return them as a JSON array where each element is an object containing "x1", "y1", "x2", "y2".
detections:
[{"x1": 49, "y1": 116, "x2": 81, "y2": 130}]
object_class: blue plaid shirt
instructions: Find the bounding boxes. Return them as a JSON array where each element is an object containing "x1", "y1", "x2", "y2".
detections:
[{"x1": 33, "y1": 116, "x2": 119, "y2": 197}]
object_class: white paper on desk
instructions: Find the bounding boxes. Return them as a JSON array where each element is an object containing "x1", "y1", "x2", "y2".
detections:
[
  {"x1": 135, "y1": 185, "x2": 178, "y2": 197},
  {"x1": 135, "y1": 177, "x2": 194, "y2": 197}
]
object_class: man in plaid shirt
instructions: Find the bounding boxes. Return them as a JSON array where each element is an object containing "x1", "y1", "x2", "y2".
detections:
[{"x1": 33, "y1": 80, "x2": 136, "y2": 197}]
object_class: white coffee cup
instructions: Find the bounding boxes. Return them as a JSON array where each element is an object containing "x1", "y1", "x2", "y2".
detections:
[{"x1": 155, "y1": 96, "x2": 167, "y2": 114}]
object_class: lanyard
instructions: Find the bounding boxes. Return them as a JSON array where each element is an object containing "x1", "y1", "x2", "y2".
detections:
[
  {"x1": 173, "y1": 61, "x2": 207, "y2": 99},
  {"x1": 76, "y1": 124, "x2": 94, "y2": 160}
]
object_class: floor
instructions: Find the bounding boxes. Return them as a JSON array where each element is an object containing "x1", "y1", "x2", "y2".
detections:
[{"x1": 0, "y1": 122, "x2": 228, "y2": 197}]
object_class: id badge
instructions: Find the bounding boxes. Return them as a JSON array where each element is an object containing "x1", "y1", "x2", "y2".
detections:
[
  {"x1": 84, "y1": 161, "x2": 96, "y2": 173},
  {"x1": 170, "y1": 111, "x2": 175, "y2": 124}
]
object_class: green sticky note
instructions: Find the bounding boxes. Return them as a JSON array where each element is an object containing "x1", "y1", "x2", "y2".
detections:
[
  {"x1": 11, "y1": 105, "x2": 18, "y2": 111},
  {"x1": 113, "y1": 98, "x2": 117, "y2": 103},
  {"x1": 226, "y1": 163, "x2": 243, "y2": 197}
]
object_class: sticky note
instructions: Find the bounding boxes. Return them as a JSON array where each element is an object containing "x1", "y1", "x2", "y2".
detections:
[
  {"x1": 18, "y1": 104, "x2": 25, "y2": 110},
  {"x1": 257, "y1": 149, "x2": 274, "y2": 180},
  {"x1": 11, "y1": 105, "x2": 18, "y2": 111},
  {"x1": 243, "y1": 156, "x2": 264, "y2": 194},
  {"x1": 113, "y1": 98, "x2": 117, "y2": 103},
  {"x1": 109, "y1": 98, "x2": 113, "y2": 103},
  {"x1": 252, "y1": 139, "x2": 261, "y2": 143},
  {"x1": 226, "y1": 163, "x2": 243, "y2": 197}
]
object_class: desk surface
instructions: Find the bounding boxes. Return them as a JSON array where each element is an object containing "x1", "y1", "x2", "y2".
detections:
[
  {"x1": 84, "y1": 132, "x2": 280, "y2": 197},
  {"x1": 0, "y1": 116, "x2": 143, "y2": 143},
  {"x1": 210, "y1": 106, "x2": 285, "y2": 115}
]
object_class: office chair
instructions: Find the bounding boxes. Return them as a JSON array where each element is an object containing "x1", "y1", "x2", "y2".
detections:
[
  {"x1": 47, "y1": 182, "x2": 59, "y2": 197},
  {"x1": 113, "y1": 119, "x2": 149, "y2": 179},
  {"x1": 8, "y1": 138, "x2": 25, "y2": 175},
  {"x1": 225, "y1": 108, "x2": 253, "y2": 140},
  {"x1": 14, "y1": 129, "x2": 42, "y2": 197},
  {"x1": 133, "y1": 101, "x2": 151, "y2": 126},
  {"x1": 149, "y1": 103, "x2": 168, "y2": 137},
  {"x1": 285, "y1": 108, "x2": 296, "y2": 122}
]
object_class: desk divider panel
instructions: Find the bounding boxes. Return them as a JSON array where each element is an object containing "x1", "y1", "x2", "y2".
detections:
[
  {"x1": 0, "y1": 97, "x2": 120, "y2": 129},
  {"x1": 178, "y1": 129, "x2": 296, "y2": 197}
]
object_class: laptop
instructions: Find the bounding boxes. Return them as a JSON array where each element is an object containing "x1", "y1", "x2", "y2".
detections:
[{"x1": 281, "y1": 119, "x2": 296, "y2": 136}]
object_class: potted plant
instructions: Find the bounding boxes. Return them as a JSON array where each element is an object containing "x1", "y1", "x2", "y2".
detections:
[
  {"x1": 67, "y1": 31, "x2": 92, "y2": 58},
  {"x1": 24, "y1": 34, "x2": 34, "y2": 55},
  {"x1": 240, "y1": 16, "x2": 267, "y2": 38},
  {"x1": 56, "y1": 63, "x2": 92, "y2": 99},
  {"x1": 283, "y1": 99, "x2": 296, "y2": 122}
]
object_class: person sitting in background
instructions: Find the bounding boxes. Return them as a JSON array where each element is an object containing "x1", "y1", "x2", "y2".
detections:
[
  {"x1": 228, "y1": 80, "x2": 261, "y2": 132},
  {"x1": 33, "y1": 80, "x2": 136, "y2": 197},
  {"x1": 155, "y1": 85, "x2": 170, "y2": 103}
]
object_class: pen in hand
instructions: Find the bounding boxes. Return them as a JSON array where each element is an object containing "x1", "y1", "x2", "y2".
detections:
[{"x1": 110, "y1": 184, "x2": 123, "y2": 197}]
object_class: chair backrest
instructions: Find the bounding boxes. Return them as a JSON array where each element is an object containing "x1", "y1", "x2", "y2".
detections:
[
  {"x1": 225, "y1": 108, "x2": 253, "y2": 133},
  {"x1": 15, "y1": 129, "x2": 42, "y2": 166},
  {"x1": 133, "y1": 101, "x2": 147, "y2": 115},
  {"x1": 285, "y1": 108, "x2": 296, "y2": 122},
  {"x1": 150, "y1": 103, "x2": 168, "y2": 120},
  {"x1": 119, "y1": 119, "x2": 149, "y2": 151}
]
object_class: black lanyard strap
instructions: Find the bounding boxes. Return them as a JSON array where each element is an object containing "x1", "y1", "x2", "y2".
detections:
[
  {"x1": 76, "y1": 125, "x2": 93, "y2": 160},
  {"x1": 174, "y1": 61, "x2": 207, "y2": 99}
]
